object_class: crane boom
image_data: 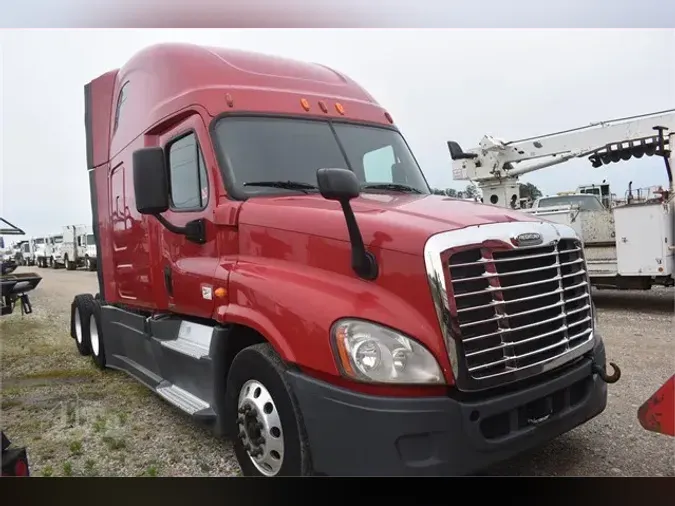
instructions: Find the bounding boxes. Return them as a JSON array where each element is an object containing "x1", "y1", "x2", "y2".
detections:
[{"x1": 448, "y1": 109, "x2": 675, "y2": 208}]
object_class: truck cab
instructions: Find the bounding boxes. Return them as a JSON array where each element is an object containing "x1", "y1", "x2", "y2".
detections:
[
  {"x1": 71, "y1": 43, "x2": 615, "y2": 477},
  {"x1": 84, "y1": 230, "x2": 97, "y2": 271},
  {"x1": 46, "y1": 234, "x2": 64, "y2": 269},
  {"x1": 33, "y1": 237, "x2": 48, "y2": 268}
]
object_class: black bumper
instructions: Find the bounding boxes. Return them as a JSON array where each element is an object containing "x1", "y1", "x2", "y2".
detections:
[{"x1": 286, "y1": 339, "x2": 608, "y2": 476}]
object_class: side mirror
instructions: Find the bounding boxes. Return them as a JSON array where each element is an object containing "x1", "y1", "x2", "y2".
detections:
[
  {"x1": 132, "y1": 147, "x2": 169, "y2": 215},
  {"x1": 316, "y1": 168, "x2": 360, "y2": 201},
  {"x1": 316, "y1": 168, "x2": 377, "y2": 281}
]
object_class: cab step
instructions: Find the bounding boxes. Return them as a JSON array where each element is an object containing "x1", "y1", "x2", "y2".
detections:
[
  {"x1": 156, "y1": 381, "x2": 214, "y2": 418},
  {"x1": 158, "y1": 320, "x2": 212, "y2": 359}
]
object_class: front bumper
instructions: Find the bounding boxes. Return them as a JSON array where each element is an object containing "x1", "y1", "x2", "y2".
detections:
[{"x1": 287, "y1": 338, "x2": 608, "y2": 476}]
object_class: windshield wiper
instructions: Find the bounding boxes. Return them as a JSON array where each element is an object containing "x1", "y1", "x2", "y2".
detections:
[
  {"x1": 360, "y1": 183, "x2": 424, "y2": 194},
  {"x1": 243, "y1": 181, "x2": 319, "y2": 193}
]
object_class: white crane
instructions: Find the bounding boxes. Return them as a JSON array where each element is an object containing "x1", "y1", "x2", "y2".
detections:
[
  {"x1": 448, "y1": 109, "x2": 674, "y2": 209},
  {"x1": 447, "y1": 109, "x2": 675, "y2": 290}
]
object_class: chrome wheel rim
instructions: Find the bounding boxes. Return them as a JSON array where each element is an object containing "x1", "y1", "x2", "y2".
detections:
[
  {"x1": 75, "y1": 308, "x2": 83, "y2": 344},
  {"x1": 236, "y1": 379, "x2": 285, "y2": 476},
  {"x1": 90, "y1": 314, "x2": 99, "y2": 356}
]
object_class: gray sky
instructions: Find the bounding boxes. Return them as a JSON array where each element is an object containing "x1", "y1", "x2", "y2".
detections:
[{"x1": 1, "y1": 29, "x2": 673, "y2": 241}]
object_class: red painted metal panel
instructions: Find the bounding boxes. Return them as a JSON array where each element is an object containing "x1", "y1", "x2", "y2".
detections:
[{"x1": 637, "y1": 375, "x2": 675, "y2": 436}]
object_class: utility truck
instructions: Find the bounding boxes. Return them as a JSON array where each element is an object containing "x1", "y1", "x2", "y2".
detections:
[
  {"x1": 58, "y1": 224, "x2": 97, "y2": 270},
  {"x1": 448, "y1": 109, "x2": 675, "y2": 291},
  {"x1": 70, "y1": 43, "x2": 620, "y2": 477}
]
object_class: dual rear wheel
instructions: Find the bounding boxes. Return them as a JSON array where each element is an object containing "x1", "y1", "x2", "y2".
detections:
[{"x1": 70, "y1": 294, "x2": 106, "y2": 369}]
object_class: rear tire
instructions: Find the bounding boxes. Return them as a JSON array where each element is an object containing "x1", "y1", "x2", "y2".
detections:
[
  {"x1": 65, "y1": 256, "x2": 76, "y2": 271},
  {"x1": 89, "y1": 302, "x2": 106, "y2": 370},
  {"x1": 226, "y1": 343, "x2": 312, "y2": 477},
  {"x1": 70, "y1": 294, "x2": 95, "y2": 356}
]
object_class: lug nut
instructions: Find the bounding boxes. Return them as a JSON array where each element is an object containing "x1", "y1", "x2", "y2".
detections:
[
  {"x1": 255, "y1": 437, "x2": 265, "y2": 445},
  {"x1": 244, "y1": 443, "x2": 251, "y2": 451},
  {"x1": 238, "y1": 405, "x2": 251, "y2": 414}
]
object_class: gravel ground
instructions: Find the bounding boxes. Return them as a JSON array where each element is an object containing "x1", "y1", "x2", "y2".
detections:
[{"x1": 1, "y1": 267, "x2": 673, "y2": 477}]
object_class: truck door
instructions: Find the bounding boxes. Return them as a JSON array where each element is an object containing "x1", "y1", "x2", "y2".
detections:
[{"x1": 156, "y1": 114, "x2": 219, "y2": 319}]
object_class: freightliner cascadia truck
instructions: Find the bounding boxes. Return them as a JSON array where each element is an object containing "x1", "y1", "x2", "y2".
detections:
[{"x1": 70, "y1": 43, "x2": 621, "y2": 477}]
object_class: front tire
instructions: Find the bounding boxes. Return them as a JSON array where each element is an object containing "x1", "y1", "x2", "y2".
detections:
[{"x1": 226, "y1": 343, "x2": 312, "y2": 477}]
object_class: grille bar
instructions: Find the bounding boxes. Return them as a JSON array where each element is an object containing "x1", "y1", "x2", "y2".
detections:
[
  {"x1": 446, "y1": 237, "x2": 594, "y2": 383},
  {"x1": 453, "y1": 258, "x2": 585, "y2": 294},
  {"x1": 468, "y1": 329, "x2": 592, "y2": 376},
  {"x1": 448, "y1": 247, "x2": 582, "y2": 269}
]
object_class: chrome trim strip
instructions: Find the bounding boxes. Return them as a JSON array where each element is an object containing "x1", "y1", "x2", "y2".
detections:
[{"x1": 423, "y1": 220, "x2": 595, "y2": 392}]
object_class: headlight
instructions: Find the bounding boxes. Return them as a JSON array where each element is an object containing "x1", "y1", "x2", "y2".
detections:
[{"x1": 331, "y1": 319, "x2": 445, "y2": 385}]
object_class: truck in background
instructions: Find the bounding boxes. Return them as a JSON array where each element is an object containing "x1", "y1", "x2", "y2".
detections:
[
  {"x1": 18, "y1": 239, "x2": 36, "y2": 266},
  {"x1": 69, "y1": 43, "x2": 620, "y2": 477},
  {"x1": 58, "y1": 224, "x2": 97, "y2": 271},
  {"x1": 45, "y1": 233, "x2": 63, "y2": 269},
  {"x1": 34, "y1": 237, "x2": 48, "y2": 268}
]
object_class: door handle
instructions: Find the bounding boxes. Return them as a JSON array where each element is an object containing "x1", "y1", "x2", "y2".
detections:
[{"x1": 164, "y1": 265, "x2": 173, "y2": 296}]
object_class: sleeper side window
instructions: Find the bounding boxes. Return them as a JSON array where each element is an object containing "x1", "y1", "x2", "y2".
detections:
[
  {"x1": 167, "y1": 133, "x2": 209, "y2": 211},
  {"x1": 114, "y1": 82, "x2": 129, "y2": 133}
]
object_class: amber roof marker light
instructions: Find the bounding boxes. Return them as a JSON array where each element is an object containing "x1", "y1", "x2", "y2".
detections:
[
  {"x1": 225, "y1": 93, "x2": 234, "y2": 108},
  {"x1": 300, "y1": 98, "x2": 310, "y2": 111},
  {"x1": 335, "y1": 102, "x2": 345, "y2": 115},
  {"x1": 318, "y1": 100, "x2": 328, "y2": 113}
]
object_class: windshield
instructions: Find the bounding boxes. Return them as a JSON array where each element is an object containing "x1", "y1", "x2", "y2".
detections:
[
  {"x1": 86, "y1": 234, "x2": 95, "y2": 245},
  {"x1": 213, "y1": 117, "x2": 430, "y2": 196},
  {"x1": 53, "y1": 236, "x2": 63, "y2": 244},
  {"x1": 35, "y1": 238, "x2": 44, "y2": 245},
  {"x1": 537, "y1": 195, "x2": 605, "y2": 211}
]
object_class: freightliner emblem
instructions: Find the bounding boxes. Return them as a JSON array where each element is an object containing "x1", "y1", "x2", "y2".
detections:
[{"x1": 513, "y1": 232, "x2": 543, "y2": 247}]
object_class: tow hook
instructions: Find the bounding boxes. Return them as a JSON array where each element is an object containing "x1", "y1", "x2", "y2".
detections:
[{"x1": 592, "y1": 361, "x2": 621, "y2": 384}]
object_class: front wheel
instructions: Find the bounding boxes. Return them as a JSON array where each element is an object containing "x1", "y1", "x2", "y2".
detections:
[{"x1": 226, "y1": 343, "x2": 312, "y2": 477}]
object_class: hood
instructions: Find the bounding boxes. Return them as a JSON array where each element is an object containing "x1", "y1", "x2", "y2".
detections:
[{"x1": 238, "y1": 193, "x2": 542, "y2": 255}]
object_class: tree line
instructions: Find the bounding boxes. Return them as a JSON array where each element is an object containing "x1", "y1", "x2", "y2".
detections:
[{"x1": 429, "y1": 182, "x2": 543, "y2": 202}]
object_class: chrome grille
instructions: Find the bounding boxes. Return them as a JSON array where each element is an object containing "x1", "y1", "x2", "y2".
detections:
[{"x1": 447, "y1": 238, "x2": 593, "y2": 384}]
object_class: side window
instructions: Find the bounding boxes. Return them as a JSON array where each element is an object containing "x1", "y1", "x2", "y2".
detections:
[
  {"x1": 167, "y1": 133, "x2": 209, "y2": 211},
  {"x1": 77, "y1": 236, "x2": 82, "y2": 246},
  {"x1": 363, "y1": 145, "x2": 396, "y2": 183},
  {"x1": 114, "y1": 82, "x2": 129, "y2": 133}
]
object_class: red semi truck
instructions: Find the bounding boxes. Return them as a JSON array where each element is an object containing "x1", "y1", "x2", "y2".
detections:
[{"x1": 71, "y1": 43, "x2": 620, "y2": 476}]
